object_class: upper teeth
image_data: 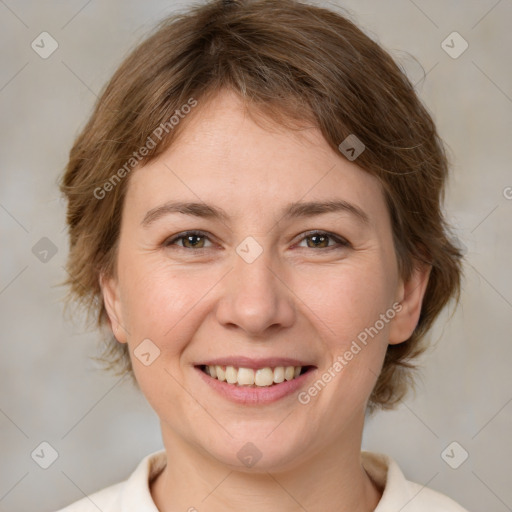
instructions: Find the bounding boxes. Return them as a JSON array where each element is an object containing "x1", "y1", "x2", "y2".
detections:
[{"x1": 205, "y1": 365, "x2": 302, "y2": 386}]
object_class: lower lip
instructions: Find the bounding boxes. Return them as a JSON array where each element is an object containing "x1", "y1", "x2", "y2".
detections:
[{"x1": 195, "y1": 367, "x2": 315, "y2": 405}]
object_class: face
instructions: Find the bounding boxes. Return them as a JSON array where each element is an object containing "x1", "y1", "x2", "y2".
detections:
[{"x1": 101, "y1": 89, "x2": 428, "y2": 472}]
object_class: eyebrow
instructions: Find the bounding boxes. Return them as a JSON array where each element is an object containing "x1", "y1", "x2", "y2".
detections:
[{"x1": 141, "y1": 199, "x2": 370, "y2": 227}]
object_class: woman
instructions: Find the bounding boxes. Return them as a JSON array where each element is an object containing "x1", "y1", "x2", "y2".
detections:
[{"x1": 56, "y1": 0, "x2": 467, "y2": 510}]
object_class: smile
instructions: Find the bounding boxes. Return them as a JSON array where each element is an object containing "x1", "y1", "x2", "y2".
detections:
[
  {"x1": 200, "y1": 364, "x2": 310, "y2": 387},
  {"x1": 194, "y1": 357, "x2": 316, "y2": 404}
]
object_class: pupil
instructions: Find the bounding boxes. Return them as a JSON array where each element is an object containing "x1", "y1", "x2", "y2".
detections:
[
  {"x1": 309, "y1": 234, "x2": 327, "y2": 248},
  {"x1": 186, "y1": 235, "x2": 202, "y2": 247}
]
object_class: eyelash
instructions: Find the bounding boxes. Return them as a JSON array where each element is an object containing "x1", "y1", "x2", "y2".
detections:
[{"x1": 163, "y1": 230, "x2": 351, "y2": 251}]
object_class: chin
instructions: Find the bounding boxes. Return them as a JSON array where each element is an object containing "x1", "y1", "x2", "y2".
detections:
[{"x1": 200, "y1": 425, "x2": 314, "y2": 473}]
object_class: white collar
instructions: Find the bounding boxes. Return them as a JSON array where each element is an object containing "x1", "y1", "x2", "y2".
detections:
[{"x1": 115, "y1": 449, "x2": 461, "y2": 511}]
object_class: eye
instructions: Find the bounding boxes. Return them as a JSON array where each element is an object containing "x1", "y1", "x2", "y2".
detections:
[
  {"x1": 163, "y1": 229, "x2": 350, "y2": 251},
  {"x1": 164, "y1": 230, "x2": 213, "y2": 249},
  {"x1": 296, "y1": 230, "x2": 350, "y2": 250}
]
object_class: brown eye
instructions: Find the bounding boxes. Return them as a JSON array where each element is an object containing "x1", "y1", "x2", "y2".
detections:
[
  {"x1": 181, "y1": 234, "x2": 205, "y2": 248},
  {"x1": 298, "y1": 230, "x2": 350, "y2": 250},
  {"x1": 306, "y1": 233, "x2": 330, "y2": 248},
  {"x1": 164, "y1": 231, "x2": 213, "y2": 249}
]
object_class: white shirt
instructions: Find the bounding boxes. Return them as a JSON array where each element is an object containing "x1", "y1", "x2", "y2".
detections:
[{"x1": 55, "y1": 450, "x2": 469, "y2": 511}]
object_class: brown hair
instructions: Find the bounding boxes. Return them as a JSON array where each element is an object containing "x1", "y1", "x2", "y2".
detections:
[{"x1": 60, "y1": 0, "x2": 463, "y2": 412}]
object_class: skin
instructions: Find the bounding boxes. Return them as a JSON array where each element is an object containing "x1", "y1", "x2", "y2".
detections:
[{"x1": 101, "y1": 89, "x2": 430, "y2": 512}]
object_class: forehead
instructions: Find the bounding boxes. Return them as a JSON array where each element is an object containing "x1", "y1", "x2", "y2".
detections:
[{"x1": 125, "y1": 89, "x2": 387, "y2": 227}]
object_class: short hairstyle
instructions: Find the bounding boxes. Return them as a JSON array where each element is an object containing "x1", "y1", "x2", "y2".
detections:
[{"x1": 60, "y1": 0, "x2": 463, "y2": 412}]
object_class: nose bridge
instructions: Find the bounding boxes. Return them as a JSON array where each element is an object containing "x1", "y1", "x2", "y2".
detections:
[{"x1": 215, "y1": 242, "x2": 295, "y2": 336}]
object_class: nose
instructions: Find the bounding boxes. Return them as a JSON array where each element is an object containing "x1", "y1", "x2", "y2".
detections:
[{"x1": 215, "y1": 247, "x2": 296, "y2": 337}]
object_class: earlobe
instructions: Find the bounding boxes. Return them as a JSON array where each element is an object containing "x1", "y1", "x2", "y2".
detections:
[
  {"x1": 388, "y1": 262, "x2": 431, "y2": 345},
  {"x1": 99, "y1": 273, "x2": 128, "y2": 343}
]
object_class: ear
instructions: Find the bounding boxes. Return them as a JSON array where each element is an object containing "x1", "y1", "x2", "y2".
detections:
[
  {"x1": 99, "y1": 273, "x2": 128, "y2": 344},
  {"x1": 388, "y1": 262, "x2": 431, "y2": 345}
]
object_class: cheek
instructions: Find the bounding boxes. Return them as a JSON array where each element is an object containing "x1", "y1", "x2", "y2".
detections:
[
  {"x1": 292, "y1": 265, "x2": 396, "y2": 429},
  {"x1": 119, "y1": 260, "x2": 211, "y2": 411},
  {"x1": 119, "y1": 257, "x2": 210, "y2": 346},
  {"x1": 300, "y1": 259, "x2": 395, "y2": 344}
]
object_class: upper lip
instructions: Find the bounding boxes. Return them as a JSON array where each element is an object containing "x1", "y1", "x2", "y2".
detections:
[{"x1": 195, "y1": 356, "x2": 315, "y2": 369}]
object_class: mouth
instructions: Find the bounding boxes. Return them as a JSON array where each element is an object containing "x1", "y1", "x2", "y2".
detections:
[{"x1": 197, "y1": 364, "x2": 314, "y2": 387}]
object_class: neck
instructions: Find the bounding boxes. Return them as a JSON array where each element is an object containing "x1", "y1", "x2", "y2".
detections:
[{"x1": 151, "y1": 416, "x2": 382, "y2": 512}]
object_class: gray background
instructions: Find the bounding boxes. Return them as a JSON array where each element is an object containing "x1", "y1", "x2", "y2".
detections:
[{"x1": 1, "y1": 1, "x2": 511, "y2": 511}]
